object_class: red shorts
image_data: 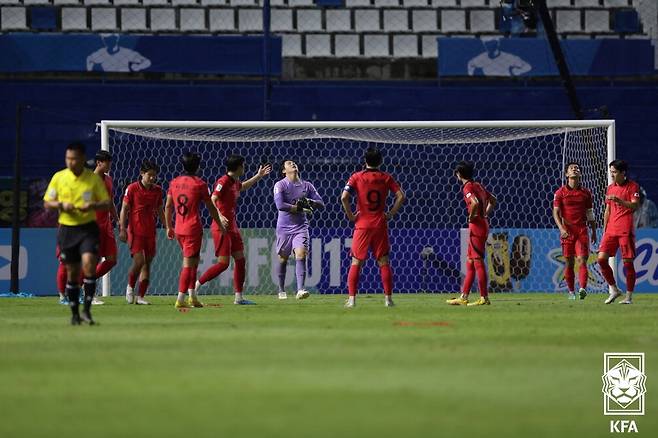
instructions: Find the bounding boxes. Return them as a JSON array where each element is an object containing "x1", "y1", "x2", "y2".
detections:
[
  {"x1": 129, "y1": 232, "x2": 157, "y2": 258},
  {"x1": 211, "y1": 229, "x2": 244, "y2": 258},
  {"x1": 177, "y1": 234, "x2": 202, "y2": 258},
  {"x1": 351, "y1": 227, "x2": 390, "y2": 260},
  {"x1": 599, "y1": 233, "x2": 636, "y2": 259},
  {"x1": 561, "y1": 226, "x2": 590, "y2": 258},
  {"x1": 98, "y1": 228, "x2": 117, "y2": 258}
]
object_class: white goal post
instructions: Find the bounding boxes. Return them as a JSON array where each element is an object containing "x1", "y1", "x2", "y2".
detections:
[{"x1": 99, "y1": 120, "x2": 616, "y2": 297}]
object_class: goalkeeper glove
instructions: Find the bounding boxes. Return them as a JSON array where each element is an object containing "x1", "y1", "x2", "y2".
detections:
[{"x1": 296, "y1": 197, "x2": 314, "y2": 214}]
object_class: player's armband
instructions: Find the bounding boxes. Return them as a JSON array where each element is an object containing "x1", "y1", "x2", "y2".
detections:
[{"x1": 343, "y1": 184, "x2": 354, "y2": 194}]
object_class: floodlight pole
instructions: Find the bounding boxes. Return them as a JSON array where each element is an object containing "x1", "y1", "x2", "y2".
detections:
[{"x1": 263, "y1": 0, "x2": 272, "y2": 121}]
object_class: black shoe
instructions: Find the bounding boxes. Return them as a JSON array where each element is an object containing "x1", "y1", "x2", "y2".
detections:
[
  {"x1": 80, "y1": 311, "x2": 96, "y2": 326},
  {"x1": 71, "y1": 314, "x2": 81, "y2": 325}
]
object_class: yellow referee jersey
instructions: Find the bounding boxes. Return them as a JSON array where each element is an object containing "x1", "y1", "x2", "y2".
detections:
[{"x1": 43, "y1": 168, "x2": 109, "y2": 226}]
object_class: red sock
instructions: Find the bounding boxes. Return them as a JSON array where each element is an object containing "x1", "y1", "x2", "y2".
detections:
[
  {"x1": 598, "y1": 258, "x2": 616, "y2": 286},
  {"x1": 56, "y1": 263, "x2": 67, "y2": 294},
  {"x1": 178, "y1": 267, "x2": 190, "y2": 293},
  {"x1": 187, "y1": 267, "x2": 197, "y2": 291},
  {"x1": 564, "y1": 265, "x2": 575, "y2": 292},
  {"x1": 95, "y1": 259, "x2": 116, "y2": 278},
  {"x1": 233, "y1": 258, "x2": 245, "y2": 293},
  {"x1": 138, "y1": 279, "x2": 149, "y2": 297},
  {"x1": 474, "y1": 259, "x2": 488, "y2": 297},
  {"x1": 578, "y1": 264, "x2": 588, "y2": 289},
  {"x1": 347, "y1": 264, "x2": 360, "y2": 296},
  {"x1": 128, "y1": 271, "x2": 138, "y2": 288},
  {"x1": 199, "y1": 261, "x2": 229, "y2": 285},
  {"x1": 462, "y1": 261, "x2": 475, "y2": 295},
  {"x1": 380, "y1": 264, "x2": 393, "y2": 295},
  {"x1": 623, "y1": 262, "x2": 636, "y2": 292}
]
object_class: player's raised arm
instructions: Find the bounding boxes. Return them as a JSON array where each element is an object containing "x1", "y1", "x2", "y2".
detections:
[{"x1": 241, "y1": 163, "x2": 272, "y2": 192}]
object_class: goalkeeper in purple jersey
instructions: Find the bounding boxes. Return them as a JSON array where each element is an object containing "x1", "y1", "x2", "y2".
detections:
[{"x1": 273, "y1": 160, "x2": 324, "y2": 300}]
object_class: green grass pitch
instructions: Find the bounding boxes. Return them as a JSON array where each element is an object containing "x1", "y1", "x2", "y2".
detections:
[{"x1": 1, "y1": 293, "x2": 656, "y2": 438}]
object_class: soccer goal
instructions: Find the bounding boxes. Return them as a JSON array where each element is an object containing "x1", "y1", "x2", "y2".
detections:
[{"x1": 99, "y1": 120, "x2": 615, "y2": 297}]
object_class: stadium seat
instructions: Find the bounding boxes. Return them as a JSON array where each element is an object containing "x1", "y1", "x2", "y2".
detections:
[
  {"x1": 614, "y1": 8, "x2": 640, "y2": 33},
  {"x1": 91, "y1": 7, "x2": 117, "y2": 30},
  {"x1": 0, "y1": 6, "x2": 26, "y2": 30},
  {"x1": 604, "y1": 0, "x2": 631, "y2": 6},
  {"x1": 30, "y1": 6, "x2": 58, "y2": 30},
  {"x1": 440, "y1": 9, "x2": 466, "y2": 32},
  {"x1": 150, "y1": 8, "x2": 176, "y2": 31},
  {"x1": 345, "y1": 0, "x2": 372, "y2": 7},
  {"x1": 297, "y1": 8, "x2": 322, "y2": 32},
  {"x1": 430, "y1": 0, "x2": 457, "y2": 6},
  {"x1": 143, "y1": 0, "x2": 170, "y2": 5},
  {"x1": 383, "y1": 9, "x2": 408, "y2": 32},
  {"x1": 24, "y1": 0, "x2": 51, "y2": 5},
  {"x1": 412, "y1": 9, "x2": 437, "y2": 31},
  {"x1": 403, "y1": 0, "x2": 428, "y2": 6},
  {"x1": 305, "y1": 33, "x2": 332, "y2": 56},
  {"x1": 573, "y1": 0, "x2": 601, "y2": 6},
  {"x1": 585, "y1": 9, "x2": 610, "y2": 32},
  {"x1": 0, "y1": 0, "x2": 20, "y2": 5},
  {"x1": 470, "y1": 9, "x2": 496, "y2": 32},
  {"x1": 334, "y1": 33, "x2": 360, "y2": 57},
  {"x1": 114, "y1": 0, "x2": 142, "y2": 5},
  {"x1": 173, "y1": 0, "x2": 199, "y2": 5},
  {"x1": 355, "y1": 8, "x2": 380, "y2": 31},
  {"x1": 121, "y1": 7, "x2": 147, "y2": 31},
  {"x1": 271, "y1": 8, "x2": 293, "y2": 32},
  {"x1": 393, "y1": 34, "x2": 418, "y2": 57},
  {"x1": 460, "y1": 0, "x2": 486, "y2": 6},
  {"x1": 230, "y1": 0, "x2": 257, "y2": 5},
  {"x1": 282, "y1": 33, "x2": 302, "y2": 56},
  {"x1": 85, "y1": 0, "x2": 111, "y2": 5},
  {"x1": 61, "y1": 7, "x2": 88, "y2": 30},
  {"x1": 375, "y1": 0, "x2": 400, "y2": 6},
  {"x1": 326, "y1": 8, "x2": 352, "y2": 32},
  {"x1": 421, "y1": 33, "x2": 439, "y2": 57},
  {"x1": 547, "y1": 0, "x2": 573, "y2": 6},
  {"x1": 209, "y1": 8, "x2": 235, "y2": 31},
  {"x1": 288, "y1": 0, "x2": 315, "y2": 5},
  {"x1": 363, "y1": 33, "x2": 389, "y2": 57},
  {"x1": 238, "y1": 7, "x2": 262, "y2": 31},
  {"x1": 53, "y1": 0, "x2": 82, "y2": 5},
  {"x1": 556, "y1": 9, "x2": 582, "y2": 32},
  {"x1": 180, "y1": 8, "x2": 206, "y2": 31},
  {"x1": 201, "y1": 0, "x2": 228, "y2": 5}
]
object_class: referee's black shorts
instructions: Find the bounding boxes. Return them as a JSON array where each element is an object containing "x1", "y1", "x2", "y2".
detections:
[{"x1": 57, "y1": 222, "x2": 100, "y2": 264}]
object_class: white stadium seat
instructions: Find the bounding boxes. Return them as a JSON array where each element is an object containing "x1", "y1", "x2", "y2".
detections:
[
  {"x1": 238, "y1": 8, "x2": 262, "y2": 31},
  {"x1": 305, "y1": 33, "x2": 332, "y2": 56},
  {"x1": 91, "y1": 7, "x2": 117, "y2": 31},
  {"x1": 355, "y1": 9, "x2": 380, "y2": 32},
  {"x1": 180, "y1": 8, "x2": 207, "y2": 31},
  {"x1": 150, "y1": 8, "x2": 177, "y2": 31},
  {"x1": 363, "y1": 33, "x2": 389, "y2": 57},
  {"x1": 121, "y1": 7, "x2": 147, "y2": 31},
  {"x1": 441, "y1": 9, "x2": 466, "y2": 32},
  {"x1": 556, "y1": 9, "x2": 582, "y2": 32},
  {"x1": 334, "y1": 33, "x2": 360, "y2": 57},
  {"x1": 61, "y1": 7, "x2": 88, "y2": 30},
  {"x1": 383, "y1": 9, "x2": 409, "y2": 32},
  {"x1": 296, "y1": 9, "x2": 322, "y2": 32},
  {"x1": 393, "y1": 34, "x2": 418, "y2": 57},
  {"x1": 209, "y1": 8, "x2": 235, "y2": 31},
  {"x1": 326, "y1": 9, "x2": 352, "y2": 32},
  {"x1": 412, "y1": 9, "x2": 438, "y2": 32}
]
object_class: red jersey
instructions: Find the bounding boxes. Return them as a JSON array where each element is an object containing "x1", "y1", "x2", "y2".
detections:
[
  {"x1": 123, "y1": 181, "x2": 163, "y2": 237},
  {"x1": 462, "y1": 181, "x2": 493, "y2": 231},
  {"x1": 345, "y1": 169, "x2": 401, "y2": 230},
  {"x1": 95, "y1": 173, "x2": 113, "y2": 231},
  {"x1": 605, "y1": 179, "x2": 640, "y2": 236},
  {"x1": 553, "y1": 185, "x2": 593, "y2": 228},
  {"x1": 212, "y1": 174, "x2": 242, "y2": 233},
  {"x1": 167, "y1": 175, "x2": 211, "y2": 236}
]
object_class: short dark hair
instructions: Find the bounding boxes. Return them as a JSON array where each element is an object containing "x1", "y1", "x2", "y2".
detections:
[
  {"x1": 609, "y1": 159, "x2": 628, "y2": 173},
  {"x1": 95, "y1": 150, "x2": 112, "y2": 162},
  {"x1": 364, "y1": 147, "x2": 383, "y2": 167},
  {"x1": 181, "y1": 151, "x2": 201, "y2": 174},
  {"x1": 226, "y1": 155, "x2": 245, "y2": 172},
  {"x1": 280, "y1": 159, "x2": 293, "y2": 173},
  {"x1": 454, "y1": 161, "x2": 474, "y2": 180},
  {"x1": 565, "y1": 161, "x2": 580, "y2": 169},
  {"x1": 140, "y1": 160, "x2": 159, "y2": 174},
  {"x1": 66, "y1": 142, "x2": 86, "y2": 155}
]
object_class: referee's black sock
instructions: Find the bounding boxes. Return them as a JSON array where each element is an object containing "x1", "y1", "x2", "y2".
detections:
[
  {"x1": 83, "y1": 277, "x2": 96, "y2": 314},
  {"x1": 66, "y1": 282, "x2": 80, "y2": 315}
]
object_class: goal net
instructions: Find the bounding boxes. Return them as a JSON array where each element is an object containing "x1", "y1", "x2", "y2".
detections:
[{"x1": 101, "y1": 121, "x2": 614, "y2": 297}]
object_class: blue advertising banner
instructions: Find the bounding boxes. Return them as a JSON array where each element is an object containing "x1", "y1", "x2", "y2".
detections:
[
  {"x1": 0, "y1": 33, "x2": 282, "y2": 75},
  {"x1": 438, "y1": 38, "x2": 655, "y2": 77},
  {"x1": 3, "y1": 228, "x2": 656, "y2": 296}
]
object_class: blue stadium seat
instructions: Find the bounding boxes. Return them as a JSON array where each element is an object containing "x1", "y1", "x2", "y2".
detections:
[
  {"x1": 30, "y1": 6, "x2": 58, "y2": 30},
  {"x1": 614, "y1": 8, "x2": 640, "y2": 33}
]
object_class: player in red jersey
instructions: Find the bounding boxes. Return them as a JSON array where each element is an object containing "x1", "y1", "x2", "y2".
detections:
[
  {"x1": 91, "y1": 151, "x2": 119, "y2": 304},
  {"x1": 164, "y1": 152, "x2": 226, "y2": 309},
  {"x1": 447, "y1": 161, "x2": 496, "y2": 307},
  {"x1": 552, "y1": 162, "x2": 597, "y2": 300},
  {"x1": 598, "y1": 160, "x2": 640, "y2": 304},
  {"x1": 195, "y1": 155, "x2": 271, "y2": 305},
  {"x1": 119, "y1": 160, "x2": 165, "y2": 305},
  {"x1": 340, "y1": 147, "x2": 405, "y2": 308}
]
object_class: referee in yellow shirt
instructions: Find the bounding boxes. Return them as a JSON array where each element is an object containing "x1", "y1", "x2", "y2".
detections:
[{"x1": 43, "y1": 143, "x2": 110, "y2": 325}]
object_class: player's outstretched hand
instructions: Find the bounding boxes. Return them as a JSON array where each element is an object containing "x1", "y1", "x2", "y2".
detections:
[
  {"x1": 258, "y1": 163, "x2": 272, "y2": 178},
  {"x1": 166, "y1": 228, "x2": 175, "y2": 240},
  {"x1": 118, "y1": 228, "x2": 128, "y2": 243}
]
